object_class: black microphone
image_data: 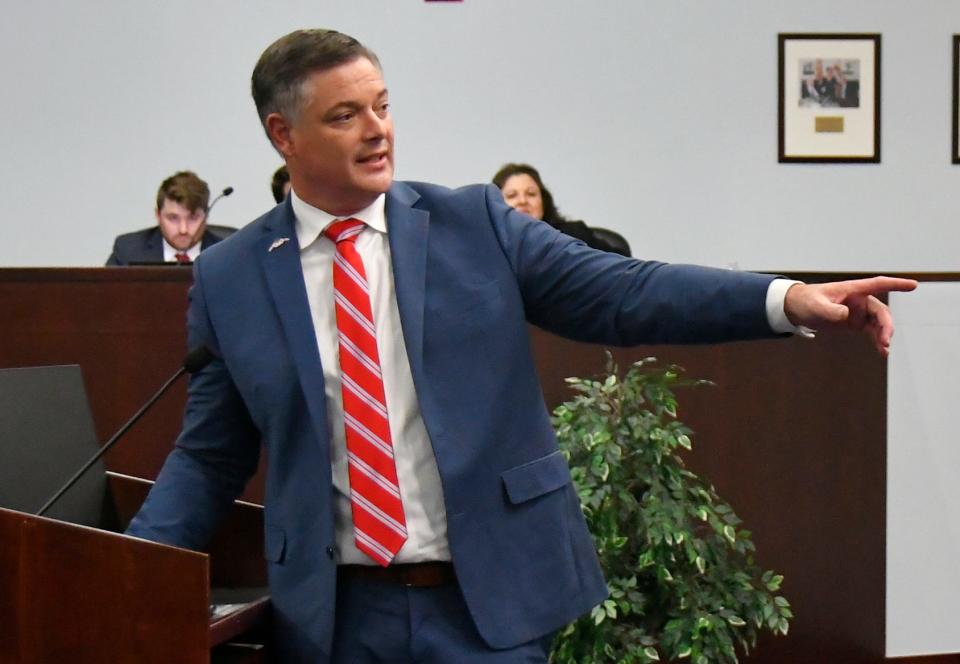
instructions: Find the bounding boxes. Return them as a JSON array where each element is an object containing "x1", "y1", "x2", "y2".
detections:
[
  {"x1": 36, "y1": 346, "x2": 215, "y2": 518},
  {"x1": 207, "y1": 186, "x2": 234, "y2": 214}
]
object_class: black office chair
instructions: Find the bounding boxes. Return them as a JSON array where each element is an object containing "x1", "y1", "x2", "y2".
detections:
[
  {"x1": 207, "y1": 224, "x2": 239, "y2": 240},
  {"x1": 591, "y1": 227, "x2": 631, "y2": 257}
]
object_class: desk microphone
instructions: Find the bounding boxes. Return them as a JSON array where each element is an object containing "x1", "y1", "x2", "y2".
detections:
[
  {"x1": 208, "y1": 186, "x2": 234, "y2": 213},
  {"x1": 36, "y1": 346, "x2": 215, "y2": 517}
]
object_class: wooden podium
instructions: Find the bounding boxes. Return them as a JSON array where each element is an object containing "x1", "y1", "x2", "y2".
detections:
[{"x1": 0, "y1": 473, "x2": 267, "y2": 664}]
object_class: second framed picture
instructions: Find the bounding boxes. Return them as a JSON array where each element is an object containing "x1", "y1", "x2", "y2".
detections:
[
  {"x1": 952, "y1": 35, "x2": 960, "y2": 164},
  {"x1": 778, "y1": 33, "x2": 881, "y2": 163}
]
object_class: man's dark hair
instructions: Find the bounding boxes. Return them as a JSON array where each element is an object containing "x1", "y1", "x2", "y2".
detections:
[
  {"x1": 492, "y1": 162, "x2": 564, "y2": 224},
  {"x1": 271, "y1": 165, "x2": 290, "y2": 204},
  {"x1": 252, "y1": 29, "x2": 381, "y2": 144},
  {"x1": 156, "y1": 171, "x2": 209, "y2": 214}
]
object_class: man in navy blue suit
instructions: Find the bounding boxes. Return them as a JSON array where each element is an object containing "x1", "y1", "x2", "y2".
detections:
[
  {"x1": 106, "y1": 171, "x2": 231, "y2": 265},
  {"x1": 127, "y1": 29, "x2": 915, "y2": 663}
]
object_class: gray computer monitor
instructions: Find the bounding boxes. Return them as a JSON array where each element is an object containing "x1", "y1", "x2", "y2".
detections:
[{"x1": 0, "y1": 365, "x2": 115, "y2": 528}]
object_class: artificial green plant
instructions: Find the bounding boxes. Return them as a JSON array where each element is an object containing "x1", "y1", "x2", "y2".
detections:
[{"x1": 550, "y1": 357, "x2": 792, "y2": 664}]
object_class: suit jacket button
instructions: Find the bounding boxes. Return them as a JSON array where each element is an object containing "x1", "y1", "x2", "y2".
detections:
[{"x1": 326, "y1": 546, "x2": 335, "y2": 559}]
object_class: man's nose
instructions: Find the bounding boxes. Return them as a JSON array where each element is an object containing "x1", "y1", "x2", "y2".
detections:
[
  {"x1": 361, "y1": 110, "x2": 386, "y2": 138},
  {"x1": 178, "y1": 219, "x2": 189, "y2": 234}
]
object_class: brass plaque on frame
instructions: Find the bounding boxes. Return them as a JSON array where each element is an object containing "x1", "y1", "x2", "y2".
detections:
[{"x1": 815, "y1": 116, "x2": 844, "y2": 133}]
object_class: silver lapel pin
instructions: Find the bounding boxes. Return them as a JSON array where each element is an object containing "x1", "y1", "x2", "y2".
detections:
[{"x1": 268, "y1": 237, "x2": 290, "y2": 253}]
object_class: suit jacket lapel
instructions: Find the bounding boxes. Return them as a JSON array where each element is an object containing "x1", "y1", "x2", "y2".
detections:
[
  {"x1": 386, "y1": 183, "x2": 428, "y2": 380},
  {"x1": 253, "y1": 187, "x2": 426, "y2": 449},
  {"x1": 257, "y1": 203, "x2": 330, "y2": 439},
  {"x1": 145, "y1": 228, "x2": 163, "y2": 262}
]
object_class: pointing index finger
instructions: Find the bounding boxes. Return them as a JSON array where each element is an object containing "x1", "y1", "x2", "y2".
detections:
[{"x1": 842, "y1": 276, "x2": 918, "y2": 297}]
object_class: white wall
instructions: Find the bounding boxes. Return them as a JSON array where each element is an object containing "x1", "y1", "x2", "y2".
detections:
[
  {"x1": 887, "y1": 286, "x2": 960, "y2": 657},
  {"x1": 2, "y1": 0, "x2": 959, "y2": 270}
]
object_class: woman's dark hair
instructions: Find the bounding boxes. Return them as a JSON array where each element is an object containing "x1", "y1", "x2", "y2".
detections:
[{"x1": 492, "y1": 162, "x2": 564, "y2": 224}]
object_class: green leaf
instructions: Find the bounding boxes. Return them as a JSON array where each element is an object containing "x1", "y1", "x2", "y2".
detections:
[
  {"x1": 723, "y1": 525, "x2": 736, "y2": 543},
  {"x1": 604, "y1": 599, "x2": 617, "y2": 619},
  {"x1": 592, "y1": 606, "x2": 605, "y2": 625},
  {"x1": 643, "y1": 646, "x2": 661, "y2": 661}
]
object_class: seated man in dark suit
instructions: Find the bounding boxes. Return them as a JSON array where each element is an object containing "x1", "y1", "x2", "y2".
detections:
[{"x1": 106, "y1": 171, "x2": 232, "y2": 265}]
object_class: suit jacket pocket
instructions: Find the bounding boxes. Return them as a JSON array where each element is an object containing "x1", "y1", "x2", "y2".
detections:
[
  {"x1": 501, "y1": 450, "x2": 572, "y2": 504},
  {"x1": 264, "y1": 524, "x2": 286, "y2": 563}
]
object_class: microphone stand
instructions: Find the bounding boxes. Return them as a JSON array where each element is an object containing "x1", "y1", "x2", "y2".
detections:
[
  {"x1": 36, "y1": 366, "x2": 188, "y2": 517},
  {"x1": 207, "y1": 186, "x2": 234, "y2": 214}
]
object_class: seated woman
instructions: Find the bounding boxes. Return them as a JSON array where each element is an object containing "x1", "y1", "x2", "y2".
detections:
[{"x1": 492, "y1": 163, "x2": 630, "y2": 256}]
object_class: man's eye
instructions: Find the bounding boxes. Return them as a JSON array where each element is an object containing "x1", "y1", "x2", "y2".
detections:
[{"x1": 334, "y1": 112, "x2": 353, "y2": 122}]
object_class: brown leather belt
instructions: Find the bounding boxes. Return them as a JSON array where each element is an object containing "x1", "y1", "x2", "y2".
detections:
[{"x1": 337, "y1": 562, "x2": 456, "y2": 588}]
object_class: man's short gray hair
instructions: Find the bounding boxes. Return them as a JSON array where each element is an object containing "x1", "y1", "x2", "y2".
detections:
[{"x1": 251, "y1": 29, "x2": 381, "y2": 144}]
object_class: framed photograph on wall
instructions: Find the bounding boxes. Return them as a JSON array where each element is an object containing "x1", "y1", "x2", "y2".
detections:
[
  {"x1": 952, "y1": 35, "x2": 960, "y2": 164},
  {"x1": 778, "y1": 33, "x2": 881, "y2": 163}
]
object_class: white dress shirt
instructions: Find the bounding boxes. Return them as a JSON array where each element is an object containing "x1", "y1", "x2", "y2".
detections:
[
  {"x1": 162, "y1": 238, "x2": 201, "y2": 263},
  {"x1": 291, "y1": 187, "x2": 806, "y2": 565},
  {"x1": 292, "y1": 189, "x2": 450, "y2": 565}
]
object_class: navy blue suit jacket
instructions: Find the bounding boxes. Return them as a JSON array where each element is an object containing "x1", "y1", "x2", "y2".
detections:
[
  {"x1": 105, "y1": 226, "x2": 234, "y2": 265},
  {"x1": 127, "y1": 182, "x2": 780, "y2": 662}
]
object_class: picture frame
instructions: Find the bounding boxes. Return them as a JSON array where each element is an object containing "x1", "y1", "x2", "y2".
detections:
[
  {"x1": 778, "y1": 33, "x2": 881, "y2": 163},
  {"x1": 952, "y1": 35, "x2": 960, "y2": 164}
]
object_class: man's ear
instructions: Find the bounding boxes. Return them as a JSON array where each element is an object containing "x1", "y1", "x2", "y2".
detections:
[{"x1": 266, "y1": 113, "x2": 295, "y2": 157}]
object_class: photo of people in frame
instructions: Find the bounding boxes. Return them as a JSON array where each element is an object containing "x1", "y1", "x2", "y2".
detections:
[{"x1": 799, "y1": 58, "x2": 860, "y2": 108}]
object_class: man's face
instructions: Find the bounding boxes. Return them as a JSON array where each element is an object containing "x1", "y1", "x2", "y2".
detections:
[
  {"x1": 269, "y1": 57, "x2": 394, "y2": 216},
  {"x1": 156, "y1": 199, "x2": 207, "y2": 251}
]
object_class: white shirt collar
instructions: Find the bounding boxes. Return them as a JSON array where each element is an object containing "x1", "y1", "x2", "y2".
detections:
[
  {"x1": 162, "y1": 236, "x2": 202, "y2": 262},
  {"x1": 290, "y1": 189, "x2": 387, "y2": 250}
]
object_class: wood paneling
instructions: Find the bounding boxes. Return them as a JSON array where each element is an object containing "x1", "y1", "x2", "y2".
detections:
[{"x1": 1, "y1": 267, "x2": 951, "y2": 663}]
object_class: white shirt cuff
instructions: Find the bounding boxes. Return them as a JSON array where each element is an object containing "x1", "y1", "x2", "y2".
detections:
[{"x1": 766, "y1": 279, "x2": 816, "y2": 338}]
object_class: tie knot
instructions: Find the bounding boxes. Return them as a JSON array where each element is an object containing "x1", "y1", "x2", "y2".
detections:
[{"x1": 324, "y1": 218, "x2": 365, "y2": 245}]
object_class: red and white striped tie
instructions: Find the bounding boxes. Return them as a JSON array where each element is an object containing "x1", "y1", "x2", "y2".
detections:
[{"x1": 325, "y1": 218, "x2": 407, "y2": 566}]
